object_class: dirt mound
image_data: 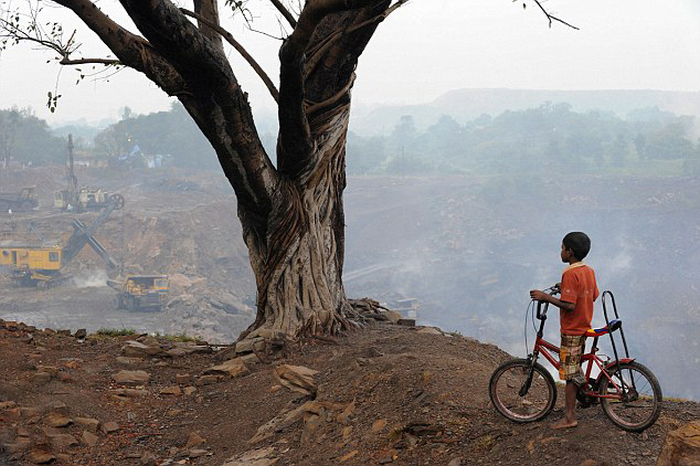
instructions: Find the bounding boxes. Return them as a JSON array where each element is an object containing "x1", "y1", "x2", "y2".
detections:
[{"x1": 1, "y1": 318, "x2": 697, "y2": 466}]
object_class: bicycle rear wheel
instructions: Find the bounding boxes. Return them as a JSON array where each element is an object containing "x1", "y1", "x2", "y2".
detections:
[
  {"x1": 599, "y1": 361, "x2": 662, "y2": 432},
  {"x1": 489, "y1": 358, "x2": 557, "y2": 422}
]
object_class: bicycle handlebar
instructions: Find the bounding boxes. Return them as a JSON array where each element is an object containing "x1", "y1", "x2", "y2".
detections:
[{"x1": 535, "y1": 284, "x2": 560, "y2": 320}]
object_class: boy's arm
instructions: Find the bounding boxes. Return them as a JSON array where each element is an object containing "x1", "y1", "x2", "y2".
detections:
[{"x1": 529, "y1": 289, "x2": 575, "y2": 311}]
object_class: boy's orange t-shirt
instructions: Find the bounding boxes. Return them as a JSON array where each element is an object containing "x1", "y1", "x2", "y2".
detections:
[{"x1": 560, "y1": 263, "x2": 599, "y2": 335}]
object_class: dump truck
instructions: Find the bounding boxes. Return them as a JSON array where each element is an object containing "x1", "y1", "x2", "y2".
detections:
[
  {"x1": 0, "y1": 187, "x2": 38, "y2": 212},
  {"x1": 0, "y1": 199, "x2": 120, "y2": 287},
  {"x1": 107, "y1": 275, "x2": 169, "y2": 312}
]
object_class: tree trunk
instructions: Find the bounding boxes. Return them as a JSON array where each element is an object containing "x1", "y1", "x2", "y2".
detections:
[
  {"x1": 243, "y1": 100, "x2": 352, "y2": 339},
  {"x1": 236, "y1": 2, "x2": 390, "y2": 340}
]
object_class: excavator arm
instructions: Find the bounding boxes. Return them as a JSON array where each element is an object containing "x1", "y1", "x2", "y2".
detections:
[
  {"x1": 61, "y1": 199, "x2": 121, "y2": 269},
  {"x1": 69, "y1": 219, "x2": 119, "y2": 270}
]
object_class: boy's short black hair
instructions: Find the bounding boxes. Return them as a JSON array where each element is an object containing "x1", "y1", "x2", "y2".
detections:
[{"x1": 563, "y1": 232, "x2": 591, "y2": 261}]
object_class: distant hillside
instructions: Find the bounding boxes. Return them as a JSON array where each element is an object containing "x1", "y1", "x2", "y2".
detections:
[{"x1": 349, "y1": 88, "x2": 700, "y2": 136}]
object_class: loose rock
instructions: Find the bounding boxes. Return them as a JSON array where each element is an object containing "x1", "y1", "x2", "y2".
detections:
[
  {"x1": 657, "y1": 421, "x2": 700, "y2": 466},
  {"x1": 112, "y1": 370, "x2": 150, "y2": 385},
  {"x1": 273, "y1": 365, "x2": 318, "y2": 396}
]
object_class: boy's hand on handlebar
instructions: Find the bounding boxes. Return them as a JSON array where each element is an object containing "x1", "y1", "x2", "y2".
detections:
[{"x1": 530, "y1": 290, "x2": 550, "y2": 302}]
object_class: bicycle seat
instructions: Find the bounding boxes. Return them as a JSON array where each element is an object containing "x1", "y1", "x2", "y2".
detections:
[{"x1": 585, "y1": 319, "x2": 622, "y2": 337}]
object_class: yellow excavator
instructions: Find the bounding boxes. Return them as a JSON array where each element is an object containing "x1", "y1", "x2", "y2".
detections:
[{"x1": 0, "y1": 199, "x2": 121, "y2": 288}]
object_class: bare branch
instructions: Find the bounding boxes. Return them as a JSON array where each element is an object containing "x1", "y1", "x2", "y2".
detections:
[
  {"x1": 305, "y1": 0, "x2": 408, "y2": 78},
  {"x1": 277, "y1": 0, "x2": 387, "y2": 177},
  {"x1": 0, "y1": 31, "x2": 66, "y2": 56},
  {"x1": 284, "y1": 0, "x2": 387, "y2": 66},
  {"x1": 0, "y1": 18, "x2": 119, "y2": 69},
  {"x1": 118, "y1": 0, "x2": 218, "y2": 74},
  {"x1": 194, "y1": 0, "x2": 225, "y2": 53},
  {"x1": 0, "y1": 10, "x2": 78, "y2": 58},
  {"x1": 531, "y1": 0, "x2": 579, "y2": 30},
  {"x1": 119, "y1": 0, "x2": 277, "y2": 219},
  {"x1": 60, "y1": 57, "x2": 119, "y2": 65},
  {"x1": 269, "y1": 0, "x2": 297, "y2": 28},
  {"x1": 180, "y1": 8, "x2": 279, "y2": 103},
  {"x1": 50, "y1": 0, "x2": 187, "y2": 96}
]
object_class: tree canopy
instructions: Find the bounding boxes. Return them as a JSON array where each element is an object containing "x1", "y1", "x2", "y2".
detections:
[{"x1": 0, "y1": 107, "x2": 63, "y2": 166}]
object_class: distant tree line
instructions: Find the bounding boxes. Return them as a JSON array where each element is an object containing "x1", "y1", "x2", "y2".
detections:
[
  {"x1": 2, "y1": 102, "x2": 699, "y2": 174},
  {"x1": 346, "y1": 103, "x2": 700, "y2": 176},
  {"x1": 0, "y1": 108, "x2": 63, "y2": 167},
  {"x1": 0, "y1": 103, "x2": 220, "y2": 169},
  {"x1": 92, "y1": 104, "x2": 221, "y2": 169}
]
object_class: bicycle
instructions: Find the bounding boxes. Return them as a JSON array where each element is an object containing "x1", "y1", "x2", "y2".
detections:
[{"x1": 489, "y1": 285, "x2": 662, "y2": 432}]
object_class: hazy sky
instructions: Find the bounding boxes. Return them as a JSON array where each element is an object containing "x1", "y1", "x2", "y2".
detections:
[{"x1": 0, "y1": 0, "x2": 699, "y2": 125}]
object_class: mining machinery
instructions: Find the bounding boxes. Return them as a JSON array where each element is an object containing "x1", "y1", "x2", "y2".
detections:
[
  {"x1": 0, "y1": 198, "x2": 121, "y2": 288},
  {"x1": 53, "y1": 134, "x2": 124, "y2": 212},
  {"x1": 107, "y1": 275, "x2": 170, "y2": 312},
  {"x1": 0, "y1": 187, "x2": 38, "y2": 212}
]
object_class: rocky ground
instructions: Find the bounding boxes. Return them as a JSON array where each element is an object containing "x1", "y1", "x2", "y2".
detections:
[{"x1": 1, "y1": 317, "x2": 698, "y2": 466}]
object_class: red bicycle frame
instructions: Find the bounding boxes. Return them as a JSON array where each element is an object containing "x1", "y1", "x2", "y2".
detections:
[{"x1": 532, "y1": 299, "x2": 634, "y2": 400}]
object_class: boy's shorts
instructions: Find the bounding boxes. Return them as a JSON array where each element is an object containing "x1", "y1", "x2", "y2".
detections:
[{"x1": 559, "y1": 334, "x2": 586, "y2": 385}]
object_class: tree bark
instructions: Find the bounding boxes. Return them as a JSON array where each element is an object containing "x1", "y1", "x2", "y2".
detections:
[
  {"x1": 244, "y1": 97, "x2": 352, "y2": 338},
  {"x1": 240, "y1": 2, "x2": 390, "y2": 339}
]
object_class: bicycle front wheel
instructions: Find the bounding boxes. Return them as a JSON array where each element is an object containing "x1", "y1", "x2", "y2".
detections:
[
  {"x1": 599, "y1": 361, "x2": 662, "y2": 432},
  {"x1": 489, "y1": 358, "x2": 557, "y2": 422}
]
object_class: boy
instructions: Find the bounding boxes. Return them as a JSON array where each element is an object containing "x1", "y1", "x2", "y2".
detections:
[{"x1": 530, "y1": 231, "x2": 599, "y2": 429}]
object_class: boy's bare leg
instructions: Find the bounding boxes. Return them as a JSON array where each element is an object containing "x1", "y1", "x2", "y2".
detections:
[{"x1": 552, "y1": 381, "x2": 578, "y2": 429}]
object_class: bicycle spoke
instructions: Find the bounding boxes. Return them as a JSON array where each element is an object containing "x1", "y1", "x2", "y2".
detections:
[
  {"x1": 600, "y1": 362, "x2": 661, "y2": 432},
  {"x1": 490, "y1": 360, "x2": 556, "y2": 422}
]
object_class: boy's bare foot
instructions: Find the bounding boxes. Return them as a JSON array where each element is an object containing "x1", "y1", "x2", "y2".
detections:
[{"x1": 552, "y1": 418, "x2": 578, "y2": 429}]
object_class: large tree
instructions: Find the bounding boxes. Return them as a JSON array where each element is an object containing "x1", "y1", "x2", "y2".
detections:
[
  {"x1": 0, "y1": 0, "x2": 572, "y2": 340},
  {"x1": 2, "y1": 0, "x2": 409, "y2": 339}
]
